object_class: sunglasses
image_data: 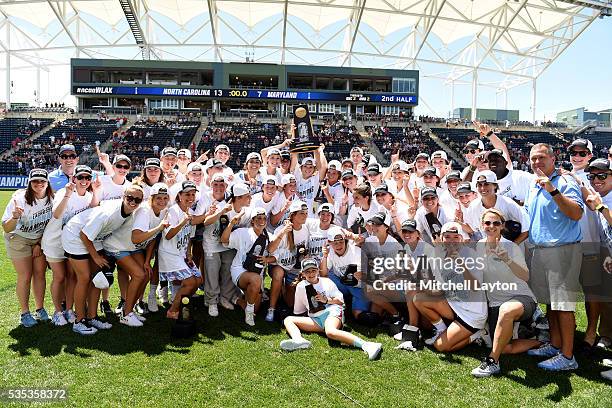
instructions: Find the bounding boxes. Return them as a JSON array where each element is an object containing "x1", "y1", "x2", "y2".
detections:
[
  {"x1": 125, "y1": 195, "x2": 143, "y2": 204},
  {"x1": 76, "y1": 175, "x2": 91, "y2": 181},
  {"x1": 483, "y1": 220, "x2": 502, "y2": 226},
  {"x1": 464, "y1": 149, "x2": 478, "y2": 154},
  {"x1": 569, "y1": 151, "x2": 589, "y2": 157},
  {"x1": 587, "y1": 173, "x2": 610, "y2": 181},
  {"x1": 60, "y1": 154, "x2": 77, "y2": 160},
  {"x1": 115, "y1": 164, "x2": 130, "y2": 170}
]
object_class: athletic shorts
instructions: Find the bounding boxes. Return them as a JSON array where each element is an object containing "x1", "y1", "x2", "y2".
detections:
[
  {"x1": 488, "y1": 295, "x2": 536, "y2": 339},
  {"x1": 443, "y1": 313, "x2": 480, "y2": 334},
  {"x1": 104, "y1": 249, "x2": 143, "y2": 261},
  {"x1": 5, "y1": 234, "x2": 41, "y2": 259},
  {"x1": 311, "y1": 306, "x2": 344, "y2": 329},
  {"x1": 328, "y1": 272, "x2": 370, "y2": 313}
]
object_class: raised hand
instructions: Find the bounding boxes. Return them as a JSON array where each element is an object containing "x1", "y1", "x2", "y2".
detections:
[
  {"x1": 534, "y1": 168, "x2": 555, "y2": 192},
  {"x1": 196, "y1": 150, "x2": 210, "y2": 163},
  {"x1": 11, "y1": 199, "x2": 24, "y2": 220},
  {"x1": 585, "y1": 186, "x2": 603, "y2": 211},
  {"x1": 96, "y1": 145, "x2": 110, "y2": 165},
  {"x1": 454, "y1": 203, "x2": 463, "y2": 223},
  {"x1": 65, "y1": 181, "x2": 76, "y2": 197},
  {"x1": 158, "y1": 213, "x2": 170, "y2": 230}
]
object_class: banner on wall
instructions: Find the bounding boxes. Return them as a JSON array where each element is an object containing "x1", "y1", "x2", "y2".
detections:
[{"x1": 0, "y1": 176, "x2": 28, "y2": 189}]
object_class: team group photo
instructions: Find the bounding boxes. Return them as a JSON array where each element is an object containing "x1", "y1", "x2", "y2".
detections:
[{"x1": 0, "y1": 0, "x2": 611, "y2": 406}]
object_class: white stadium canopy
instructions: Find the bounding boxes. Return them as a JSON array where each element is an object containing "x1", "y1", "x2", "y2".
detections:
[{"x1": 0, "y1": 0, "x2": 610, "y2": 117}]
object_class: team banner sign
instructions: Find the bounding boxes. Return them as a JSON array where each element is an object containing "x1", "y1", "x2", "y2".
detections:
[
  {"x1": 72, "y1": 86, "x2": 417, "y2": 105},
  {"x1": 0, "y1": 176, "x2": 28, "y2": 189}
]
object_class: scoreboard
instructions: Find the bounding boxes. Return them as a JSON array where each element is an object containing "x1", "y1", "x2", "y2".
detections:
[{"x1": 72, "y1": 85, "x2": 417, "y2": 105}]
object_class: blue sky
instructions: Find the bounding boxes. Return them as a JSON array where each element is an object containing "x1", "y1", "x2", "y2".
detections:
[{"x1": 416, "y1": 17, "x2": 612, "y2": 121}]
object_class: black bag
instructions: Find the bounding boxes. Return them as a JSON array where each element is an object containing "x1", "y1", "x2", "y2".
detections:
[
  {"x1": 340, "y1": 264, "x2": 358, "y2": 286},
  {"x1": 350, "y1": 214, "x2": 365, "y2": 235},
  {"x1": 242, "y1": 229, "x2": 269, "y2": 274},
  {"x1": 425, "y1": 212, "x2": 443, "y2": 240},
  {"x1": 305, "y1": 284, "x2": 325, "y2": 314},
  {"x1": 292, "y1": 243, "x2": 309, "y2": 270},
  {"x1": 502, "y1": 220, "x2": 522, "y2": 242},
  {"x1": 394, "y1": 324, "x2": 421, "y2": 347}
]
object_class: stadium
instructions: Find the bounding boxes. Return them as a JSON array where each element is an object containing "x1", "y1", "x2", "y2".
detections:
[{"x1": 0, "y1": 0, "x2": 611, "y2": 406}]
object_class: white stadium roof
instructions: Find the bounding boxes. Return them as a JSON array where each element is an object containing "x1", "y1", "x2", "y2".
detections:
[{"x1": 0, "y1": 0, "x2": 610, "y2": 114}]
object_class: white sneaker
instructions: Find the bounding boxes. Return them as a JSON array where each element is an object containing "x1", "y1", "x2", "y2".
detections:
[
  {"x1": 73, "y1": 321, "x2": 97, "y2": 335},
  {"x1": 219, "y1": 298, "x2": 234, "y2": 310},
  {"x1": 134, "y1": 312, "x2": 146, "y2": 322},
  {"x1": 64, "y1": 309, "x2": 77, "y2": 324},
  {"x1": 363, "y1": 342, "x2": 383, "y2": 361},
  {"x1": 280, "y1": 338, "x2": 312, "y2": 352},
  {"x1": 120, "y1": 312, "x2": 144, "y2": 327},
  {"x1": 158, "y1": 286, "x2": 169, "y2": 303},
  {"x1": 147, "y1": 292, "x2": 159, "y2": 312},
  {"x1": 52, "y1": 311, "x2": 68, "y2": 326},
  {"x1": 245, "y1": 310, "x2": 255, "y2": 327},
  {"x1": 89, "y1": 318, "x2": 112, "y2": 330},
  {"x1": 208, "y1": 304, "x2": 219, "y2": 317},
  {"x1": 265, "y1": 308, "x2": 275, "y2": 322}
]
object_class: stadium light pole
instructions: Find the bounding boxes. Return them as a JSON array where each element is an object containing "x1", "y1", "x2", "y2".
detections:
[
  {"x1": 5, "y1": 24, "x2": 9, "y2": 109},
  {"x1": 471, "y1": 70, "x2": 477, "y2": 121},
  {"x1": 531, "y1": 78, "x2": 537, "y2": 125}
]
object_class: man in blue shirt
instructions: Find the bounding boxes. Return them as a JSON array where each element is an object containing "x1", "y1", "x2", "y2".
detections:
[
  {"x1": 524, "y1": 143, "x2": 584, "y2": 371},
  {"x1": 48, "y1": 144, "x2": 78, "y2": 192}
]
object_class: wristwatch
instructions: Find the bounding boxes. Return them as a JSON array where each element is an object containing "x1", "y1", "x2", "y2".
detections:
[{"x1": 596, "y1": 203, "x2": 608, "y2": 213}]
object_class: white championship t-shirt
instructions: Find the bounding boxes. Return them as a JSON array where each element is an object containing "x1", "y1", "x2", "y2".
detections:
[
  {"x1": 2, "y1": 189, "x2": 53, "y2": 240},
  {"x1": 158, "y1": 204, "x2": 195, "y2": 273}
]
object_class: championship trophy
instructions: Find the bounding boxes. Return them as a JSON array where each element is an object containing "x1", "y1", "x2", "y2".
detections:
[{"x1": 290, "y1": 105, "x2": 321, "y2": 153}]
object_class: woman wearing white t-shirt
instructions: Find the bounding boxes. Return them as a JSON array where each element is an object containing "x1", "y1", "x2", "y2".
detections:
[
  {"x1": 472, "y1": 209, "x2": 541, "y2": 378},
  {"x1": 61, "y1": 184, "x2": 143, "y2": 335},
  {"x1": 2, "y1": 169, "x2": 54, "y2": 328},
  {"x1": 41, "y1": 165, "x2": 99, "y2": 326},
  {"x1": 268, "y1": 201, "x2": 311, "y2": 321},
  {"x1": 305, "y1": 203, "x2": 336, "y2": 261},
  {"x1": 363, "y1": 211, "x2": 403, "y2": 321},
  {"x1": 197, "y1": 175, "x2": 238, "y2": 317},
  {"x1": 346, "y1": 183, "x2": 381, "y2": 237},
  {"x1": 132, "y1": 183, "x2": 170, "y2": 313},
  {"x1": 99, "y1": 154, "x2": 131, "y2": 201},
  {"x1": 413, "y1": 222, "x2": 488, "y2": 352},
  {"x1": 290, "y1": 147, "x2": 328, "y2": 215},
  {"x1": 158, "y1": 181, "x2": 203, "y2": 320},
  {"x1": 236, "y1": 152, "x2": 264, "y2": 195},
  {"x1": 251, "y1": 175, "x2": 279, "y2": 230},
  {"x1": 138, "y1": 158, "x2": 165, "y2": 200},
  {"x1": 279, "y1": 258, "x2": 383, "y2": 361},
  {"x1": 221, "y1": 207, "x2": 274, "y2": 327}
]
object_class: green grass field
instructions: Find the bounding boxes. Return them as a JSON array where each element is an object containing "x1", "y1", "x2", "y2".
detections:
[{"x1": 0, "y1": 190, "x2": 610, "y2": 407}]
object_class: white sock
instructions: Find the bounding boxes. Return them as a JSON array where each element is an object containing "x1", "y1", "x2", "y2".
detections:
[
  {"x1": 246, "y1": 303, "x2": 255, "y2": 313},
  {"x1": 469, "y1": 329, "x2": 483, "y2": 343},
  {"x1": 433, "y1": 319, "x2": 447, "y2": 333},
  {"x1": 148, "y1": 284, "x2": 158, "y2": 298}
]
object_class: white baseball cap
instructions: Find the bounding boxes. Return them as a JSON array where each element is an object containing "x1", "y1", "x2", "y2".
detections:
[
  {"x1": 150, "y1": 183, "x2": 169, "y2": 196},
  {"x1": 281, "y1": 174, "x2": 296, "y2": 186},
  {"x1": 431, "y1": 150, "x2": 448, "y2": 162},
  {"x1": 301, "y1": 157, "x2": 315, "y2": 166},
  {"x1": 228, "y1": 183, "x2": 250, "y2": 199},
  {"x1": 187, "y1": 162, "x2": 203, "y2": 172},
  {"x1": 475, "y1": 170, "x2": 498, "y2": 184},
  {"x1": 289, "y1": 200, "x2": 309, "y2": 213},
  {"x1": 178, "y1": 149, "x2": 192, "y2": 159}
]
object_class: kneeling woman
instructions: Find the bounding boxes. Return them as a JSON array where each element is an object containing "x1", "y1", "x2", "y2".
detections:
[
  {"x1": 471, "y1": 209, "x2": 541, "y2": 377},
  {"x1": 62, "y1": 184, "x2": 144, "y2": 335},
  {"x1": 158, "y1": 181, "x2": 203, "y2": 319},
  {"x1": 221, "y1": 207, "x2": 273, "y2": 327},
  {"x1": 413, "y1": 222, "x2": 488, "y2": 352},
  {"x1": 280, "y1": 258, "x2": 383, "y2": 361}
]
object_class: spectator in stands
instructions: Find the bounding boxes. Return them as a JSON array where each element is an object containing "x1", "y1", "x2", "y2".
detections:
[
  {"x1": 524, "y1": 143, "x2": 584, "y2": 371},
  {"x1": 48, "y1": 144, "x2": 79, "y2": 192}
]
